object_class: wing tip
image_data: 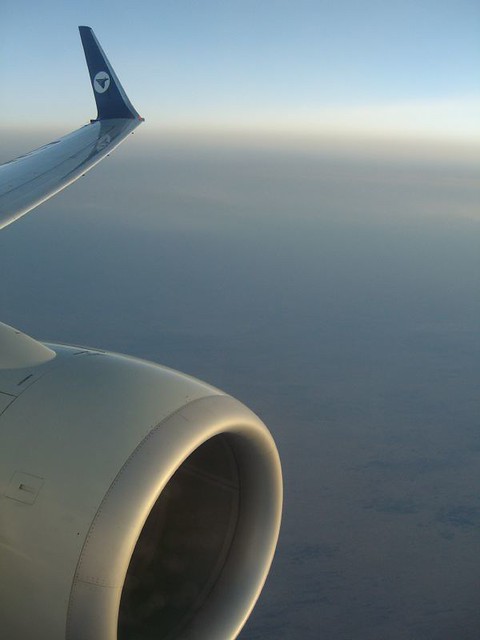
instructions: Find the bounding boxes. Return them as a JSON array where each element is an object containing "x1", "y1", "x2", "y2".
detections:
[{"x1": 79, "y1": 26, "x2": 142, "y2": 121}]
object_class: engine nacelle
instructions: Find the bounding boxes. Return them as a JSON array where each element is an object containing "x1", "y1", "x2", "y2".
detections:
[{"x1": 0, "y1": 323, "x2": 282, "y2": 639}]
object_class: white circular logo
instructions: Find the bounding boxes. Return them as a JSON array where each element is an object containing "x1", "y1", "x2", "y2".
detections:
[{"x1": 93, "y1": 71, "x2": 111, "y2": 94}]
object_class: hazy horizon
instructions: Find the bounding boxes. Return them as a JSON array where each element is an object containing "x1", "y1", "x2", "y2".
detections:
[{"x1": 1, "y1": 1, "x2": 478, "y2": 138}]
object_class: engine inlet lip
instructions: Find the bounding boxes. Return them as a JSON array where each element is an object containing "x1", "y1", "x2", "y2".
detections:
[{"x1": 66, "y1": 394, "x2": 282, "y2": 640}]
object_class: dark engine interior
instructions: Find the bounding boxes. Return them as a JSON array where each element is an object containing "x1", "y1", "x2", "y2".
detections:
[{"x1": 118, "y1": 435, "x2": 240, "y2": 640}]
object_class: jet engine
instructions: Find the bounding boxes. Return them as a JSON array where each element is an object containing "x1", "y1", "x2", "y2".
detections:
[{"x1": 0, "y1": 322, "x2": 282, "y2": 640}]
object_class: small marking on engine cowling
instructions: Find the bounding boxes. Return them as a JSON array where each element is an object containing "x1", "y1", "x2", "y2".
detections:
[{"x1": 5, "y1": 472, "x2": 44, "y2": 505}]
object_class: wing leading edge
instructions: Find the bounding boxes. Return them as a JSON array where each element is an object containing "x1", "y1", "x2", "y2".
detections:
[{"x1": 0, "y1": 26, "x2": 144, "y2": 231}]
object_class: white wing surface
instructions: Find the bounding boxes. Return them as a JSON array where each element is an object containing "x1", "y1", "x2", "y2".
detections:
[{"x1": 0, "y1": 26, "x2": 144, "y2": 231}]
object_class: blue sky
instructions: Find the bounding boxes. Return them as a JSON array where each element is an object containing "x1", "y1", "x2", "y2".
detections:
[{"x1": 1, "y1": 0, "x2": 479, "y2": 139}]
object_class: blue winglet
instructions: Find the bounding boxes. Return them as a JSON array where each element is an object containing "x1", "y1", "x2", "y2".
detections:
[{"x1": 79, "y1": 26, "x2": 143, "y2": 121}]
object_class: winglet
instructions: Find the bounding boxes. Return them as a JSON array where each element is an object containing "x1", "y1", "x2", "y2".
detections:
[{"x1": 79, "y1": 26, "x2": 143, "y2": 121}]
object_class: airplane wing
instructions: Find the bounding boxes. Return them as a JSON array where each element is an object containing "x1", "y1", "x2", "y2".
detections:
[
  {"x1": 0, "y1": 26, "x2": 144, "y2": 231},
  {"x1": 0, "y1": 28, "x2": 282, "y2": 640}
]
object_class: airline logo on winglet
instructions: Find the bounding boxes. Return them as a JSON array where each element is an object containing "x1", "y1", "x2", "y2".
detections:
[{"x1": 93, "y1": 71, "x2": 111, "y2": 94}]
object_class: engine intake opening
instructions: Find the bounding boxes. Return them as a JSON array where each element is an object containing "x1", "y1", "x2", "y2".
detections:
[{"x1": 118, "y1": 435, "x2": 240, "y2": 640}]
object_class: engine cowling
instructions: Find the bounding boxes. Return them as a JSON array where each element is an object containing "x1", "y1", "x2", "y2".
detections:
[{"x1": 0, "y1": 323, "x2": 282, "y2": 640}]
